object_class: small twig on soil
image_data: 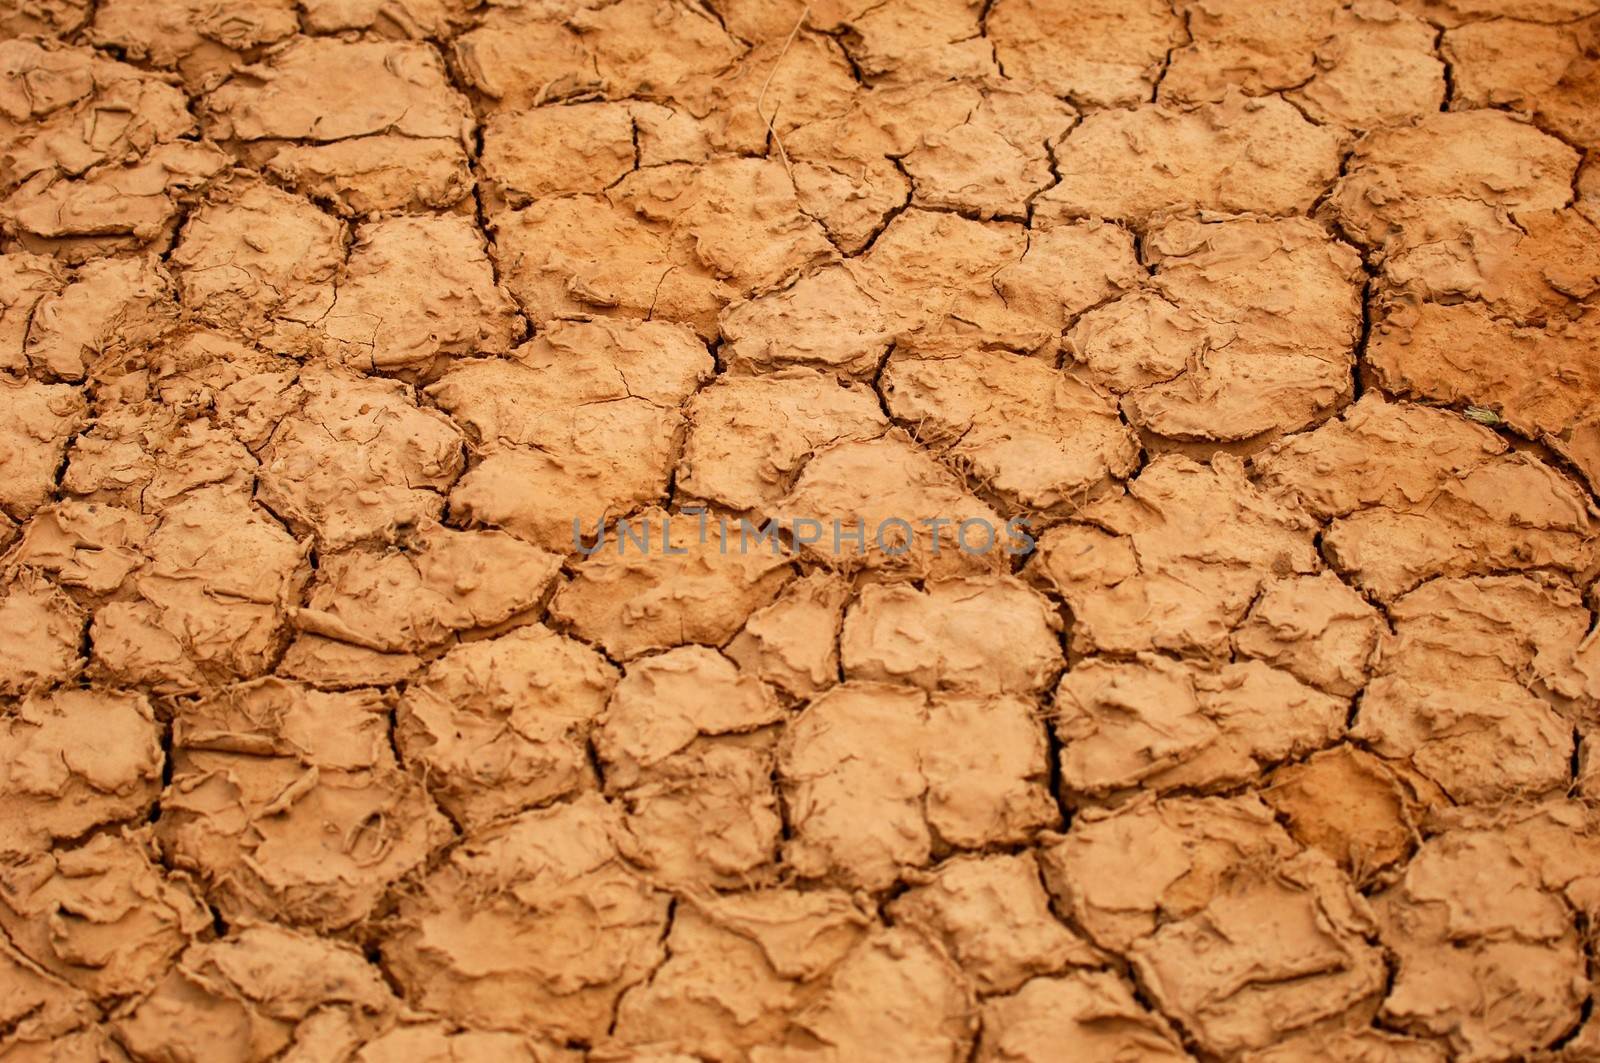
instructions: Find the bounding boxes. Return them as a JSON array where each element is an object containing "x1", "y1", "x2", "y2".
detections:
[{"x1": 756, "y1": 4, "x2": 810, "y2": 181}]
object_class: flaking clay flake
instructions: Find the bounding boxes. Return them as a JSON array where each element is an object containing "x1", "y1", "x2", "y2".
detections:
[{"x1": 4, "y1": 3, "x2": 1600, "y2": 1060}]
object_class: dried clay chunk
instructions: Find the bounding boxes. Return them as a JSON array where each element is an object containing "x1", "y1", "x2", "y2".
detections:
[
  {"x1": 1368, "y1": 302, "x2": 1600, "y2": 448},
  {"x1": 263, "y1": 135, "x2": 474, "y2": 215},
  {"x1": 1053, "y1": 655, "x2": 1347, "y2": 800},
  {"x1": 60, "y1": 399, "x2": 257, "y2": 513},
  {"x1": 677, "y1": 369, "x2": 887, "y2": 514},
  {"x1": 355, "y1": 1021, "x2": 573, "y2": 1063},
  {"x1": 596, "y1": 647, "x2": 786, "y2": 889},
  {"x1": 295, "y1": 523, "x2": 562, "y2": 655},
  {"x1": 882, "y1": 348, "x2": 1139, "y2": 513},
  {"x1": 382, "y1": 793, "x2": 671, "y2": 1045},
  {"x1": 0, "y1": 42, "x2": 226, "y2": 260},
  {"x1": 1242, "y1": 1028, "x2": 1447, "y2": 1063},
  {"x1": 1285, "y1": 0, "x2": 1444, "y2": 130},
  {"x1": 0, "y1": 689, "x2": 161, "y2": 855},
  {"x1": 1328, "y1": 109, "x2": 1577, "y2": 273},
  {"x1": 123, "y1": 332, "x2": 297, "y2": 448},
  {"x1": 887, "y1": 852, "x2": 1103, "y2": 995},
  {"x1": 169, "y1": 182, "x2": 341, "y2": 342},
  {"x1": 900, "y1": 83, "x2": 1075, "y2": 219},
  {"x1": 491, "y1": 157, "x2": 830, "y2": 339},
  {"x1": 1398, "y1": 0, "x2": 1600, "y2": 28},
  {"x1": 397, "y1": 624, "x2": 618, "y2": 832},
  {"x1": 1159, "y1": 0, "x2": 1444, "y2": 131},
  {"x1": 114, "y1": 924, "x2": 398, "y2": 1061},
  {"x1": 1372, "y1": 201, "x2": 1600, "y2": 324},
  {"x1": 0, "y1": 253, "x2": 63, "y2": 375},
  {"x1": 1444, "y1": 15, "x2": 1600, "y2": 150},
  {"x1": 720, "y1": 211, "x2": 1127, "y2": 377},
  {"x1": 5, "y1": 499, "x2": 155, "y2": 600},
  {"x1": 454, "y1": 0, "x2": 741, "y2": 110},
  {"x1": 837, "y1": 0, "x2": 996, "y2": 84},
  {"x1": 1162, "y1": 0, "x2": 1352, "y2": 102},
  {"x1": 724, "y1": 571, "x2": 852, "y2": 700},
  {"x1": 299, "y1": 0, "x2": 477, "y2": 38},
  {"x1": 1263, "y1": 744, "x2": 1435, "y2": 887},
  {"x1": 609, "y1": 888, "x2": 974, "y2": 1061},
  {"x1": 779, "y1": 681, "x2": 1056, "y2": 891},
  {"x1": 157, "y1": 678, "x2": 452, "y2": 930},
  {"x1": 480, "y1": 102, "x2": 637, "y2": 206},
  {"x1": 0, "y1": 828, "x2": 207, "y2": 1001},
  {"x1": 22, "y1": 254, "x2": 175, "y2": 382},
  {"x1": 608, "y1": 887, "x2": 870, "y2": 1060},
  {"x1": 1038, "y1": 794, "x2": 1386, "y2": 1056},
  {"x1": 1027, "y1": 454, "x2": 1321, "y2": 659},
  {"x1": 0, "y1": 0, "x2": 90, "y2": 37},
  {"x1": 1353, "y1": 574, "x2": 1595, "y2": 803},
  {"x1": 0, "y1": 931, "x2": 103, "y2": 1054},
  {"x1": 0, "y1": 40, "x2": 192, "y2": 198},
  {"x1": 0, "y1": 573, "x2": 84, "y2": 695},
  {"x1": 1255, "y1": 395, "x2": 1599, "y2": 601},
  {"x1": 1373, "y1": 803, "x2": 1600, "y2": 1060},
  {"x1": 430, "y1": 320, "x2": 712, "y2": 551},
  {"x1": 840, "y1": 577, "x2": 1064, "y2": 696},
  {"x1": 257, "y1": 367, "x2": 465, "y2": 549},
  {"x1": 976, "y1": 970, "x2": 1191, "y2": 1062},
  {"x1": 987, "y1": 0, "x2": 1183, "y2": 106},
  {"x1": 0, "y1": 378, "x2": 86, "y2": 519},
  {"x1": 1161, "y1": 0, "x2": 1444, "y2": 130},
  {"x1": 1067, "y1": 215, "x2": 1364, "y2": 443},
  {"x1": 316, "y1": 214, "x2": 521, "y2": 373},
  {"x1": 777, "y1": 434, "x2": 1009, "y2": 581},
  {"x1": 780, "y1": 79, "x2": 971, "y2": 251},
  {"x1": 549, "y1": 506, "x2": 793, "y2": 660},
  {"x1": 91, "y1": 0, "x2": 297, "y2": 89},
  {"x1": 1037, "y1": 93, "x2": 1345, "y2": 224},
  {"x1": 3, "y1": 141, "x2": 227, "y2": 263},
  {"x1": 83, "y1": 486, "x2": 310, "y2": 695},
  {"x1": 202, "y1": 37, "x2": 469, "y2": 143}
]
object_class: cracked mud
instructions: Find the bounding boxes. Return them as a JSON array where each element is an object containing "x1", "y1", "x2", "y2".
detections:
[{"x1": 0, "y1": 0, "x2": 1598, "y2": 1060}]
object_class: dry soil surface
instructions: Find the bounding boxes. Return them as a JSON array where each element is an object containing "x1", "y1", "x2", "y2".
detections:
[{"x1": 1, "y1": 0, "x2": 1599, "y2": 1061}]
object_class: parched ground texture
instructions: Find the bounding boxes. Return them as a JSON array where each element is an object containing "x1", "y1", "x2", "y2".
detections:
[{"x1": 0, "y1": 0, "x2": 1599, "y2": 1060}]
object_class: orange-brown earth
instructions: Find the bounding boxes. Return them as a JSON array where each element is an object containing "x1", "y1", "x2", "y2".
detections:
[{"x1": 0, "y1": 0, "x2": 1598, "y2": 1060}]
